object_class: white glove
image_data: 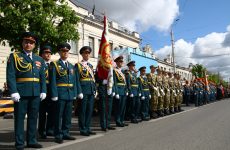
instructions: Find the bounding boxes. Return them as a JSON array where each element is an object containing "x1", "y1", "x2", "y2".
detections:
[
  {"x1": 94, "y1": 92, "x2": 98, "y2": 98},
  {"x1": 149, "y1": 95, "x2": 151, "y2": 99},
  {"x1": 40, "y1": 93, "x2": 46, "y2": 101},
  {"x1": 107, "y1": 89, "x2": 112, "y2": 95},
  {"x1": 112, "y1": 92, "x2": 115, "y2": 97},
  {"x1": 130, "y1": 94, "x2": 134, "y2": 98},
  {"x1": 78, "y1": 93, "x2": 84, "y2": 99},
  {"x1": 115, "y1": 94, "x2": 120, "y2": 99},
  {"x1": 51, "y1": 97, "x2": 58, "y2": 101},
  {"x1": 126, "y1": 92, "x2": 129, "y2": 96},
  {"x1": 103, "y1": 79, "x2": 108, "y2": 85},
  {"x1": 157, "y1": 92, "x2": 160, "y2": 97},
  {"x1": 141, "y1": 96, "x2": 145, "y2": 100},
  {"x1": 11, "y1": 93, "x2": 20, "y2": 102},
  {"x1": 139, "y1": 93, "x2": 142, "y2": 97}
]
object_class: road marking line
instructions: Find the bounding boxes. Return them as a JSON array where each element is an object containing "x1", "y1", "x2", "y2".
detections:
[
  {"x1": 40, "y1": 134, "x2": 104, "y2": 150},
  {"x1": 117, "y1": 128, "x2": 123, "y2": 131},
  {"x1": 148, "y1": 107, "x2": 198, "y2": 123},
  {"x1": 0, "y1": 127, "x2": 14, "y2": 130}
]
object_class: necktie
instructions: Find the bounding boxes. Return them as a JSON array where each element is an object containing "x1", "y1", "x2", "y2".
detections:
[
  {"x1": 65, "y1": 62, "x2": 68, "y2": 68},
  {"x1": 46, "y1": 63, "x2": 49, "y2": 68},
  {"x1": 28, "y1": 54, "x2": 32, "y2": 60},
  {"x1": 65, "y1": 62, "x2": 69, "y2": 75}
]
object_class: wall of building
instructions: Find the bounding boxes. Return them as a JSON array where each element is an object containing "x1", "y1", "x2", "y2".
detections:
[{"x1": 158, "y1": 60, "x2": 192, "y2": 81}]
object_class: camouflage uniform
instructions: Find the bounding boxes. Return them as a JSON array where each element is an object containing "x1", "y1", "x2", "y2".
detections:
[
  {"x1": 156, "y1": 69, "x2": 164, "y2": 117},
  {"x1": 147, "y1": 72, "x2": 159, "y2": 118},
  {"x1": 162, "y1": 72, "x2": 170, "y2": 115},
  {"x1": 168, "y1": 73, "x2": 176, "y2": 113}
]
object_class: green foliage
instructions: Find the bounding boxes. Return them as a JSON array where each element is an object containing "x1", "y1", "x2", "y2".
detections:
[
  {"x1": 208, "y1": 74, "x2": 220, "y2": 83},
  {"x1": 191, "y1": 64, "x2": 206, "y2": 78},
  {"x1": 0, "y1": 0, "x2": 80, "y2": 53}
]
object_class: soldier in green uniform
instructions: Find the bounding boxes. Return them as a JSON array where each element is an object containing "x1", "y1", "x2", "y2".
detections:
[
  {"x1": 176, "y1": 74, "x2": 183, "y2": 111},
  {"x1": 113, "y1": 56, "x2": 128, "y2": 127},
  {"x1": 50, "y1": 43, "x2": 77, "y2": 144},
  {"x1": 95, "y1": 66, "x2": 116, "y2": 131},
  {"x1": 126, "y1": 61, "x2": 141, "y2": 123},
  {"x1": 192, "y1": 79, "x2": 200, "y2": 107},
  {"x1": 156, "y1": 68, "x2": 164, "y2": 117},
  {"x1": 168, "y1": 72, "x2": 175, "y2": 114},
  {"x1": 75, "y1": 46, "x2": 97, "y2": 136},
  {"x1": 38, "y1": 44, "x2": 55, "y2": 139},
  {"x1": 138, "y1": 66, "x2": 151, "y2": 121},
  {"x1": 183, "y1": 80, "x2": 191, "y2": 106},
  {"x1": 162, "y1": 71, "x2": 170, "y2": 115},
  {"x1": 173, "y1": 73, "x2": 179, "y2": 112},
  {"x1": 147, "y1": 65, "x2": 159, "y2": 119},
  {"x1": 7, "y1": 32, "x2": 46, "y2": 149}
]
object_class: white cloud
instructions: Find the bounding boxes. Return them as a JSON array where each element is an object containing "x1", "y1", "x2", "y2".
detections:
[
  {"x1": 76, "y1": 0, "x2": 179, "y2": 32},
  {"x1": 155, "y1": 25, "x2": 230, "y2": 79}
]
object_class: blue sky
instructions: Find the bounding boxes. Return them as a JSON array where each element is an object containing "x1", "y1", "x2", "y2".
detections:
[
  {"x1": 79, "y1": 0, "x2": 230, "y2": 79},
  {"x1": 141, "y1": 0, "x2": 230, "y2": 50}
]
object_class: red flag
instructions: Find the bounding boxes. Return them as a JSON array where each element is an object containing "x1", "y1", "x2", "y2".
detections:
[
  {"x1": 204, "y1": 71, "x2": 209, "y2": 91},
  {"x1": 97, "y1": 16, "x2": 113, "y2": 80}
]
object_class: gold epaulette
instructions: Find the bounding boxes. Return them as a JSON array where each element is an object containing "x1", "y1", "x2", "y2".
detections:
[
  {"x1": 53, "y1": 61, "x2": 67, "y2": 76},
  {"x1": 13, "y1": 52, "x2": 32, "y2": 72}
]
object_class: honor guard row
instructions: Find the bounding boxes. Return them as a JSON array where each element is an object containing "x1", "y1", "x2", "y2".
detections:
[{"x1": 7, "y1": 32, "x2": 218, "y2": 150}]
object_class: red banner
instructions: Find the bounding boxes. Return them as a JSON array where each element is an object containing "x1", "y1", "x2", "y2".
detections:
[{"x1": 97, "y1": 16, "x2": 113, "y2": 80}]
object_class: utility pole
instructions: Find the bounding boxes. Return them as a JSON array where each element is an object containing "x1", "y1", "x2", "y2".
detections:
[{"x1": 170, "y1": 28, "x2": 176, "y2": 73}]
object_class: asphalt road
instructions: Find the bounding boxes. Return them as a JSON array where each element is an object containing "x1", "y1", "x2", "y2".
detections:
[{"x1": 1, "y1": 99, "x2": 230, "y2": 150}]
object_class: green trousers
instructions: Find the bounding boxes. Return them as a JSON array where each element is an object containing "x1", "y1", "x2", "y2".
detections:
[
  {"x1": 14, "y1": 96, "x2": 40, "y2": 149},
  {"x1": 54, "y1": 100, "x2": 73, "y2": 139},
  {"x1": 98, "y1": 85, "x2": 113, "y2": 129},
  {"x1": 78, "y1": 94, "x2": 94, "y2": 134}
]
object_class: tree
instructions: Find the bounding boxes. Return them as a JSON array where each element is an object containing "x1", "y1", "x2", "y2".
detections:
[
  {"x1": 0, "y1": 0, "x2": 80, "y2": 53},
  {"x1": 191, "y1": 64, "x2": 206, "y2": 78}
]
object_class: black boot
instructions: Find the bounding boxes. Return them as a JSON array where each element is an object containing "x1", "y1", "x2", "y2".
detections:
[
  {"x1": 158, "y1": 110, "x2": 164, "y2": 117},
  {"x1": 174, "y1": 107, "x2": 178, "y2": 113},
  {"x1": 178, "y1": 106, "x2": 183, "y2": 112},
  {"x1": 164, "y1": 109, "x2": 170, "y2": 115},
  {"x1": 151, "y1": 111, "x2": 158, "y2": 119},
  {"x1": 169, "y1": 107, "x2": 174, "y2": 114}
]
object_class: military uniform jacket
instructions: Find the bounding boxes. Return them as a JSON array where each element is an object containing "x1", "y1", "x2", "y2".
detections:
[
  {"x1": 192, "y1": 82, "x2": 199, "y2": 95},
  {"x1": 168, "y1": 77, "x2": 176, "y2": 96},
  {"x1": 126, "y1": 70, "x2": 140, "y2": 96},
  {"x1": 50, "y1": 59, "x2": 77, "y2": 100},
  {"x1": 7, "y1": 51, "x2": 46, "y2": 97},
  {"x1": 163, "y1": 76, "x2": 170, "y2": 94},
  {"x1": 75, "y1": 61, "x2": 96, "y2": 95},
  {"x1": 113, "y1": 67, "x2": 127, "y2": 96},
  {"x1": 184, "y1": 84, "x2": 191, "y2": 95},
  {"x1": 138, "y1": 75, "x2": 150, "y2": 96},
  {"x1": 45, "y1": 62, "x2": 51, "y2": 98},
  {"x1": 156, "y1": 75, "x2": 164, "y2": 96}
]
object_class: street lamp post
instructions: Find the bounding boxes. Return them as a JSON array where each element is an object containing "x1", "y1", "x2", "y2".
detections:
[
  {"x1": 170, "y1": 28, "x2": 176, "y2": 73},
  {"x1": 170, "y1": 19, "x2": 179, "y2": 74}
]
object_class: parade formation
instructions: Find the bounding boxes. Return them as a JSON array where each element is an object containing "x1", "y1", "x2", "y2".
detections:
[{"x1": 5, "y1": 31, "x2": 223, "y2": 150}]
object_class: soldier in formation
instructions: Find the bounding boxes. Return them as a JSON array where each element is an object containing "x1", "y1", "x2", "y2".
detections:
[{"x1": 7, "y1": 32, "x2": 220, "y2": 149}]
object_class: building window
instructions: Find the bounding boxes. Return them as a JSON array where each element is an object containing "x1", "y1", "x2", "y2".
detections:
[
  {"x1": 88, "y1": 36, "x2": 94, "y2": 57},
  {"x1": 69, "y1": 40, "x2": 77, "y2": 54},
  {"x1": 110, "y1": 42, "x2": 113, "y2": 50}
]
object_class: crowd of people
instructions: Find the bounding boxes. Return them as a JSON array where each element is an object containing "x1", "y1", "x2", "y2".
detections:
[{"x1": 6, "y1": 32, "x2": 227, "y2": 150}]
